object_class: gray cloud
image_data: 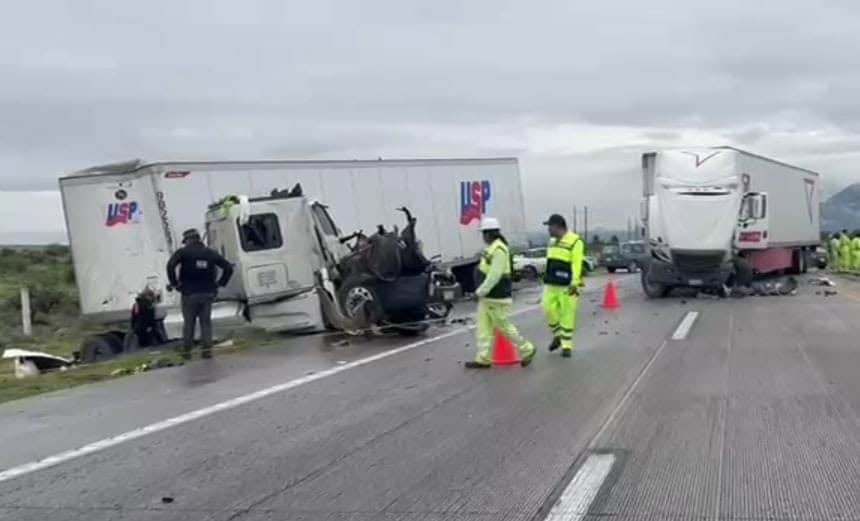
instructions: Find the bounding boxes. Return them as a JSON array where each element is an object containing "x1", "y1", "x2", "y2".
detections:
[{"x1": 3, "y1": 0, "x2": 860, "y2": 237}]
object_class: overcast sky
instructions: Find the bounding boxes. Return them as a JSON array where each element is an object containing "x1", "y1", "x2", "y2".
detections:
[{"x1": 2, "y1": 1, "x2": 860, "y2": 242}]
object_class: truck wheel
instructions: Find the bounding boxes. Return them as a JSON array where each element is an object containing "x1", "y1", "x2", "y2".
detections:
[
  {"x1": 789, "y1": 250, "x2": 807, "y2": 275},
  {"x1": 627, "y1": 261, "x2": 638, "y2": 273},
  {"x1": 731, "y1": 257, "x2": 754, "y2": 287},
  {"x1": 337, "y1": 279, "x2": 381, "y2": 330},
  {"x1": 641, "y1": 269, "x2": 670, "y2": 298},
  {"x1": 608, "y1": 267, "x2": 616, "y2": 274}
]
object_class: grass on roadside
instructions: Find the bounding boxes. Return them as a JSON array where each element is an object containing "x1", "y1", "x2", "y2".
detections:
[
  {"x1": 0, "y1": 246, "x2": 285, "y2": 404},
  {"x1": 0, "y1": 331, "x2": 275, "y2": 405}
]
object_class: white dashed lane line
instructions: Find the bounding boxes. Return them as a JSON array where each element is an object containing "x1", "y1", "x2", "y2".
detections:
[{"x1": 671, "y1": 311, "x2": 700, "y2": 340}]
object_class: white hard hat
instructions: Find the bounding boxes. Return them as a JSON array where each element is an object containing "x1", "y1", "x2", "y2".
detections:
[{"x1": 479, "y1": 216, "x2": 501, "y2": 231}]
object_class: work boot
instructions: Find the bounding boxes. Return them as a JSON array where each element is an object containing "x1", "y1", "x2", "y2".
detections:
[
  {"x1": 548, "y1": 337, "x2": 560, "y2": 352},
  {"x1": 180, "y1": 348, "x2": 192, "y2": 361},
  {"x1": 561, "y1": 349, "x2": 572, "y2": 358},
  {"x1": 201, "y1": 350, "x2": 213, "y2": 360},
  {"x1": 464, "y1": 361, "x2": 492, "y2": 369},
  {"x1": 521, "y1": 347, "x2": 536, "y2": 368}
]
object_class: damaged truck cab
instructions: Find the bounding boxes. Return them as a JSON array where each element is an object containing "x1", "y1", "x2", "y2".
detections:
[
  {"x1": 640, "y1": 147, "x2": 820, "y2": 298},
  {"x1": 200, "y1": 191, "x2": 348, "y2": 334}
]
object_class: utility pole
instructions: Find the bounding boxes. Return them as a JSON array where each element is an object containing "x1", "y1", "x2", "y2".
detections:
[
  {"x1": 572, "y1": 205, "x2": 577, "y2": 234},
  {"x1": 584, "y1": 206, "x2": 589, "y2": 245}
]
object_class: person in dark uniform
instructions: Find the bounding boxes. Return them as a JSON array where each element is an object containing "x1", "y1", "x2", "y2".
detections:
[{"x1": 167, "y1": 229, "x2": 234, "y2": 359}]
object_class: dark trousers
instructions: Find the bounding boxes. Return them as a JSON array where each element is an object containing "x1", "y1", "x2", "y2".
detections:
[{"x1": 181, "y1": 293, "x2": 216, "y2": 356}]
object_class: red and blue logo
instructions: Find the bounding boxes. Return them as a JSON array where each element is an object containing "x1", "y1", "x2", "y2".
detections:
[
  {"x1": 106, "y1": 201, "x2": 142, "y2": 226},
  {"x1": 459, "y1": 180, "x2": 491, "y2": 225}
]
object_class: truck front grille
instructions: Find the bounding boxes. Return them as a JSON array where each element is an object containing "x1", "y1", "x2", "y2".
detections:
[{"x1": 671, "y1": 250, "x2": 725, "y2": 272}]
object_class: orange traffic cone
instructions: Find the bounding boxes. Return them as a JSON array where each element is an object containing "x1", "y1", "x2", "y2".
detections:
[
  {"x1": 602, "y1": 279, "x2": 621, "y2": 309},
  {"x1": 492, "y1": 329, "x2": 521, "y2": 366}
]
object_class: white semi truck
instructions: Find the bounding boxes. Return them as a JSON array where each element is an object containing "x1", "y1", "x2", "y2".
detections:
[
  {"x1": 640, "y1": 147, "x2": 821, "y2": 297},
  {"x1": 59, "y1": 158, "x2": 527, "y2": 350}
]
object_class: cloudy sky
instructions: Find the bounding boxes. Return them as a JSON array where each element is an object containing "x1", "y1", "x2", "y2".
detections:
[{"x1": 2, "y1": 0, "x2": 860, "y2": 243}]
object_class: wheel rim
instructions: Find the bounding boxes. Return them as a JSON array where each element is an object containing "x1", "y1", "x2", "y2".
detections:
[{"x1": 344, "y1": 287, "x2": 374, "y2": 318}]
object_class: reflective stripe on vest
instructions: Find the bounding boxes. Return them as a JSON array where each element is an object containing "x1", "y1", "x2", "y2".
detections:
[
  {"x1": 544, "y1": 232, "x2": 580, "y2": 286},
  {"x1": 477, "y1": 239, "x2": 512, "y2": 299}
]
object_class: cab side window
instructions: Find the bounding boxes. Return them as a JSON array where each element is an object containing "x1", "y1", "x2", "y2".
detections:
[{"x1": 238, "y1": 213, "x2": 282, "y2": 252}]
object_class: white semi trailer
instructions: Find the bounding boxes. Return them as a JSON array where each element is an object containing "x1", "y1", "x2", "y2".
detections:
[
  {"x1": 59, "y1": 158, "x2": 527, "y2": 341},
  {"x1": 640, "y1": 147, "x2": 821, "y2": 297}
]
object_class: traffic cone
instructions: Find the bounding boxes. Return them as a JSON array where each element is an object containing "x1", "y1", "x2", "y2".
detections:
[
  {"x1": 492, "y1": 329, "x2": 521, "y2": 366},
  {"x1": 602, "y1": 279, "x2": 621, "y2": 309}
]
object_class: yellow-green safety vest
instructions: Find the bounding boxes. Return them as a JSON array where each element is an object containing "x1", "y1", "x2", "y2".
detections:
[
  {"x1": 477, "y1": 239, "x2": 513, "y2": 299},
  {"x1": 544, "y1": 231, "x2": 583, "y2": 286}
]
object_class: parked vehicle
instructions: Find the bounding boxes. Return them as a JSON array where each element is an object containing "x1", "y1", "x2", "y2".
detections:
[
  {"x1": 602, "y1": 241, "x2": 647, "y2": 273},
  {"x1": 640, "y1": 147, "x2": 821, "y2": 298},
  {"x1": 807, "y1": 246, "x2": 828, "y2": 270},
  {"x1": 513, "y1": 247, "x2": 595, "y2": 281},
  {"x1": 512, "y1": 248, "x2": 547, "y2": 280},
  {"x1": 60, "y1": 158, "x2": 522, "y2": 347}
]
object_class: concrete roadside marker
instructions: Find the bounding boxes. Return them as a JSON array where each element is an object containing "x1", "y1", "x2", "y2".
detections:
[
  {"x1": 671, "y1": 311, "x2": 699, "y2": 340},
  {"x1": 546, "y1": 453, "x2": 615, "y2": 521}
]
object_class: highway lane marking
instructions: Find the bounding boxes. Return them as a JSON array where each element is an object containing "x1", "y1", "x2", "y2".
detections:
[
  {"x1": 0, "y1": 303, "x2": 544, "y2": 484},
  {"x1": 671, "y1": 311, "x2": 699, "y2": 340},
  {"x1": 546, "y1": 453, "x2": 615, "y2": 521}
]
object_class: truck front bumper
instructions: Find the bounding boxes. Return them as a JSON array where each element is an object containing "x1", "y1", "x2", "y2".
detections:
[{"x1": 646, "y1": 258, "x2": 732, "y2": 288}]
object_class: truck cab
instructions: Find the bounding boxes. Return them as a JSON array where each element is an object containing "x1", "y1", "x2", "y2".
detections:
[{"x1": 202, "y1": 192, "x2": 347, "y2": 333}]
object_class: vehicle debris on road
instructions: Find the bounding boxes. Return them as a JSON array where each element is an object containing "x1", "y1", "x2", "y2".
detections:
[
  {"x1": 808, "y1": 276, "x2": 836, "y2": 287},
  {"x1": 2, "y1": 349, "x2": 73, "y2": 379}
]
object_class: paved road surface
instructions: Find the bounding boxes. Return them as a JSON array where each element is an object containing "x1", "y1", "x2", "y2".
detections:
[{"x1": 2, "y1": 272, "x2": 860, "y2": 520}]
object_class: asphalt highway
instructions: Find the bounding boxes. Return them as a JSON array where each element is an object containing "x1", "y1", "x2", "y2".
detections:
[{"x1": 2, "y1": 272, "x2": 860, "y2": 520}]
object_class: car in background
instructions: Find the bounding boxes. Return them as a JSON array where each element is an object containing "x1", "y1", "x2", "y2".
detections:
[
  {"x1": 806, "y1": 246, "x2": 828, "y2": 269},
  {"x1": 602, "y1": 240, "x2": 647, "y2": 273},
  {"x1": 513, "y1": 247, "x2": 596, "y2": 281}
]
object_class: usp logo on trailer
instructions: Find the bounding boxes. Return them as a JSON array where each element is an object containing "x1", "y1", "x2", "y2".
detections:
[
  {"x1": 459, "y1": 180, "x2": 492, "y2": 225},
  {"x1": 106, "y1": 201, "x2": 142, "y2": 226}
]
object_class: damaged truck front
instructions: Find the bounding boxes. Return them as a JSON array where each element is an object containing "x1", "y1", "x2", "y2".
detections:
[{"x1": 640, "y1": 147, "x2": 821, "y2": 298}]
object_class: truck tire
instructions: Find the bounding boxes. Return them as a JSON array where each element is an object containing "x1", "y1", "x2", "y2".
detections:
[
  {"x1": 789, "y1": 249, "x2": 807, "y2": 275},
  {"x1": 627, "y1": 261, "x2": 638, "y2": 273},
  {"x1": 731, "y1": 257, "x2": 754, "y2": 288},
  {"x1": 641, "y1": 269, "x2": 670, "y2": 298},
  {"x1": 608, "y1": 267, "x2": 616, "y2": 274},
  {"x1": 337, "y1": 280, "x2": 379, "y2": 331}
]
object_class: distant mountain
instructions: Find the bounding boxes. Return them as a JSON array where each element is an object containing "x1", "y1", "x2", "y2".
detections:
[{"x1": 821, "y1": 183, "x2": 860, "y2": 232}]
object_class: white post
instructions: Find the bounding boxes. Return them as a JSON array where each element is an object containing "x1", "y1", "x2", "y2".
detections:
[{"x1": 20, "y1": 287, "x2": 32, "y2": 336}]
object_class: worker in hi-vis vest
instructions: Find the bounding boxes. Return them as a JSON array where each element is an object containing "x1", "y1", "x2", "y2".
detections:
[
  {"x1": 542, "y1": 214, "x2": 584, "y2": 357},
  {"x1": 829, "y1": 233, "x2": 842, "y2": 271},
  {"x1": 840, "y1": 229, "x2": 853, "y2": 272},
  {"x1": 465, "y1": 217, "x2": 536, "y2": 369},
  {"x1": 852, "y1": 232, "x2": 860, "y2": 271}
]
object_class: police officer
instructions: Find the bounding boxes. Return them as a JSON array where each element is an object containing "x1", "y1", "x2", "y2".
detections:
[
  {"x1": 167, "y1": 229, "x2": 234, "y2": 360},
  {"x1": 542, "y1": 214, "x2": 584, "y2": 358},
  {"x1": 840, "y1": 229, "x2": 853, "y2": 272},
  {"x1": 465, "y1": 217, "x2": 536, "y2": 369},
  {"x1": 829, "y1": 233, "x2": 841, "y2": 271},
  {"x1": 852, "y1": 232, "x2": 860, "y2": 272}
]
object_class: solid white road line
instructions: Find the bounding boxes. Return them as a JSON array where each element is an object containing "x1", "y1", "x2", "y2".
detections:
[
  {"x1": 671, "y1": 311, "x2": 699, "y2": 340},
  {"x1": 0, "y1": 304, "x2": 542, "y2": 484},
  {"x1": 546, "y1": 453, "x2": 616, "y2": 521}
]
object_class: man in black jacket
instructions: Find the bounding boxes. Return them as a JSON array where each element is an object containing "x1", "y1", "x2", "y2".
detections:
[{"x1": 167, "y1": 229, "x2": 234, "y2": 359}]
